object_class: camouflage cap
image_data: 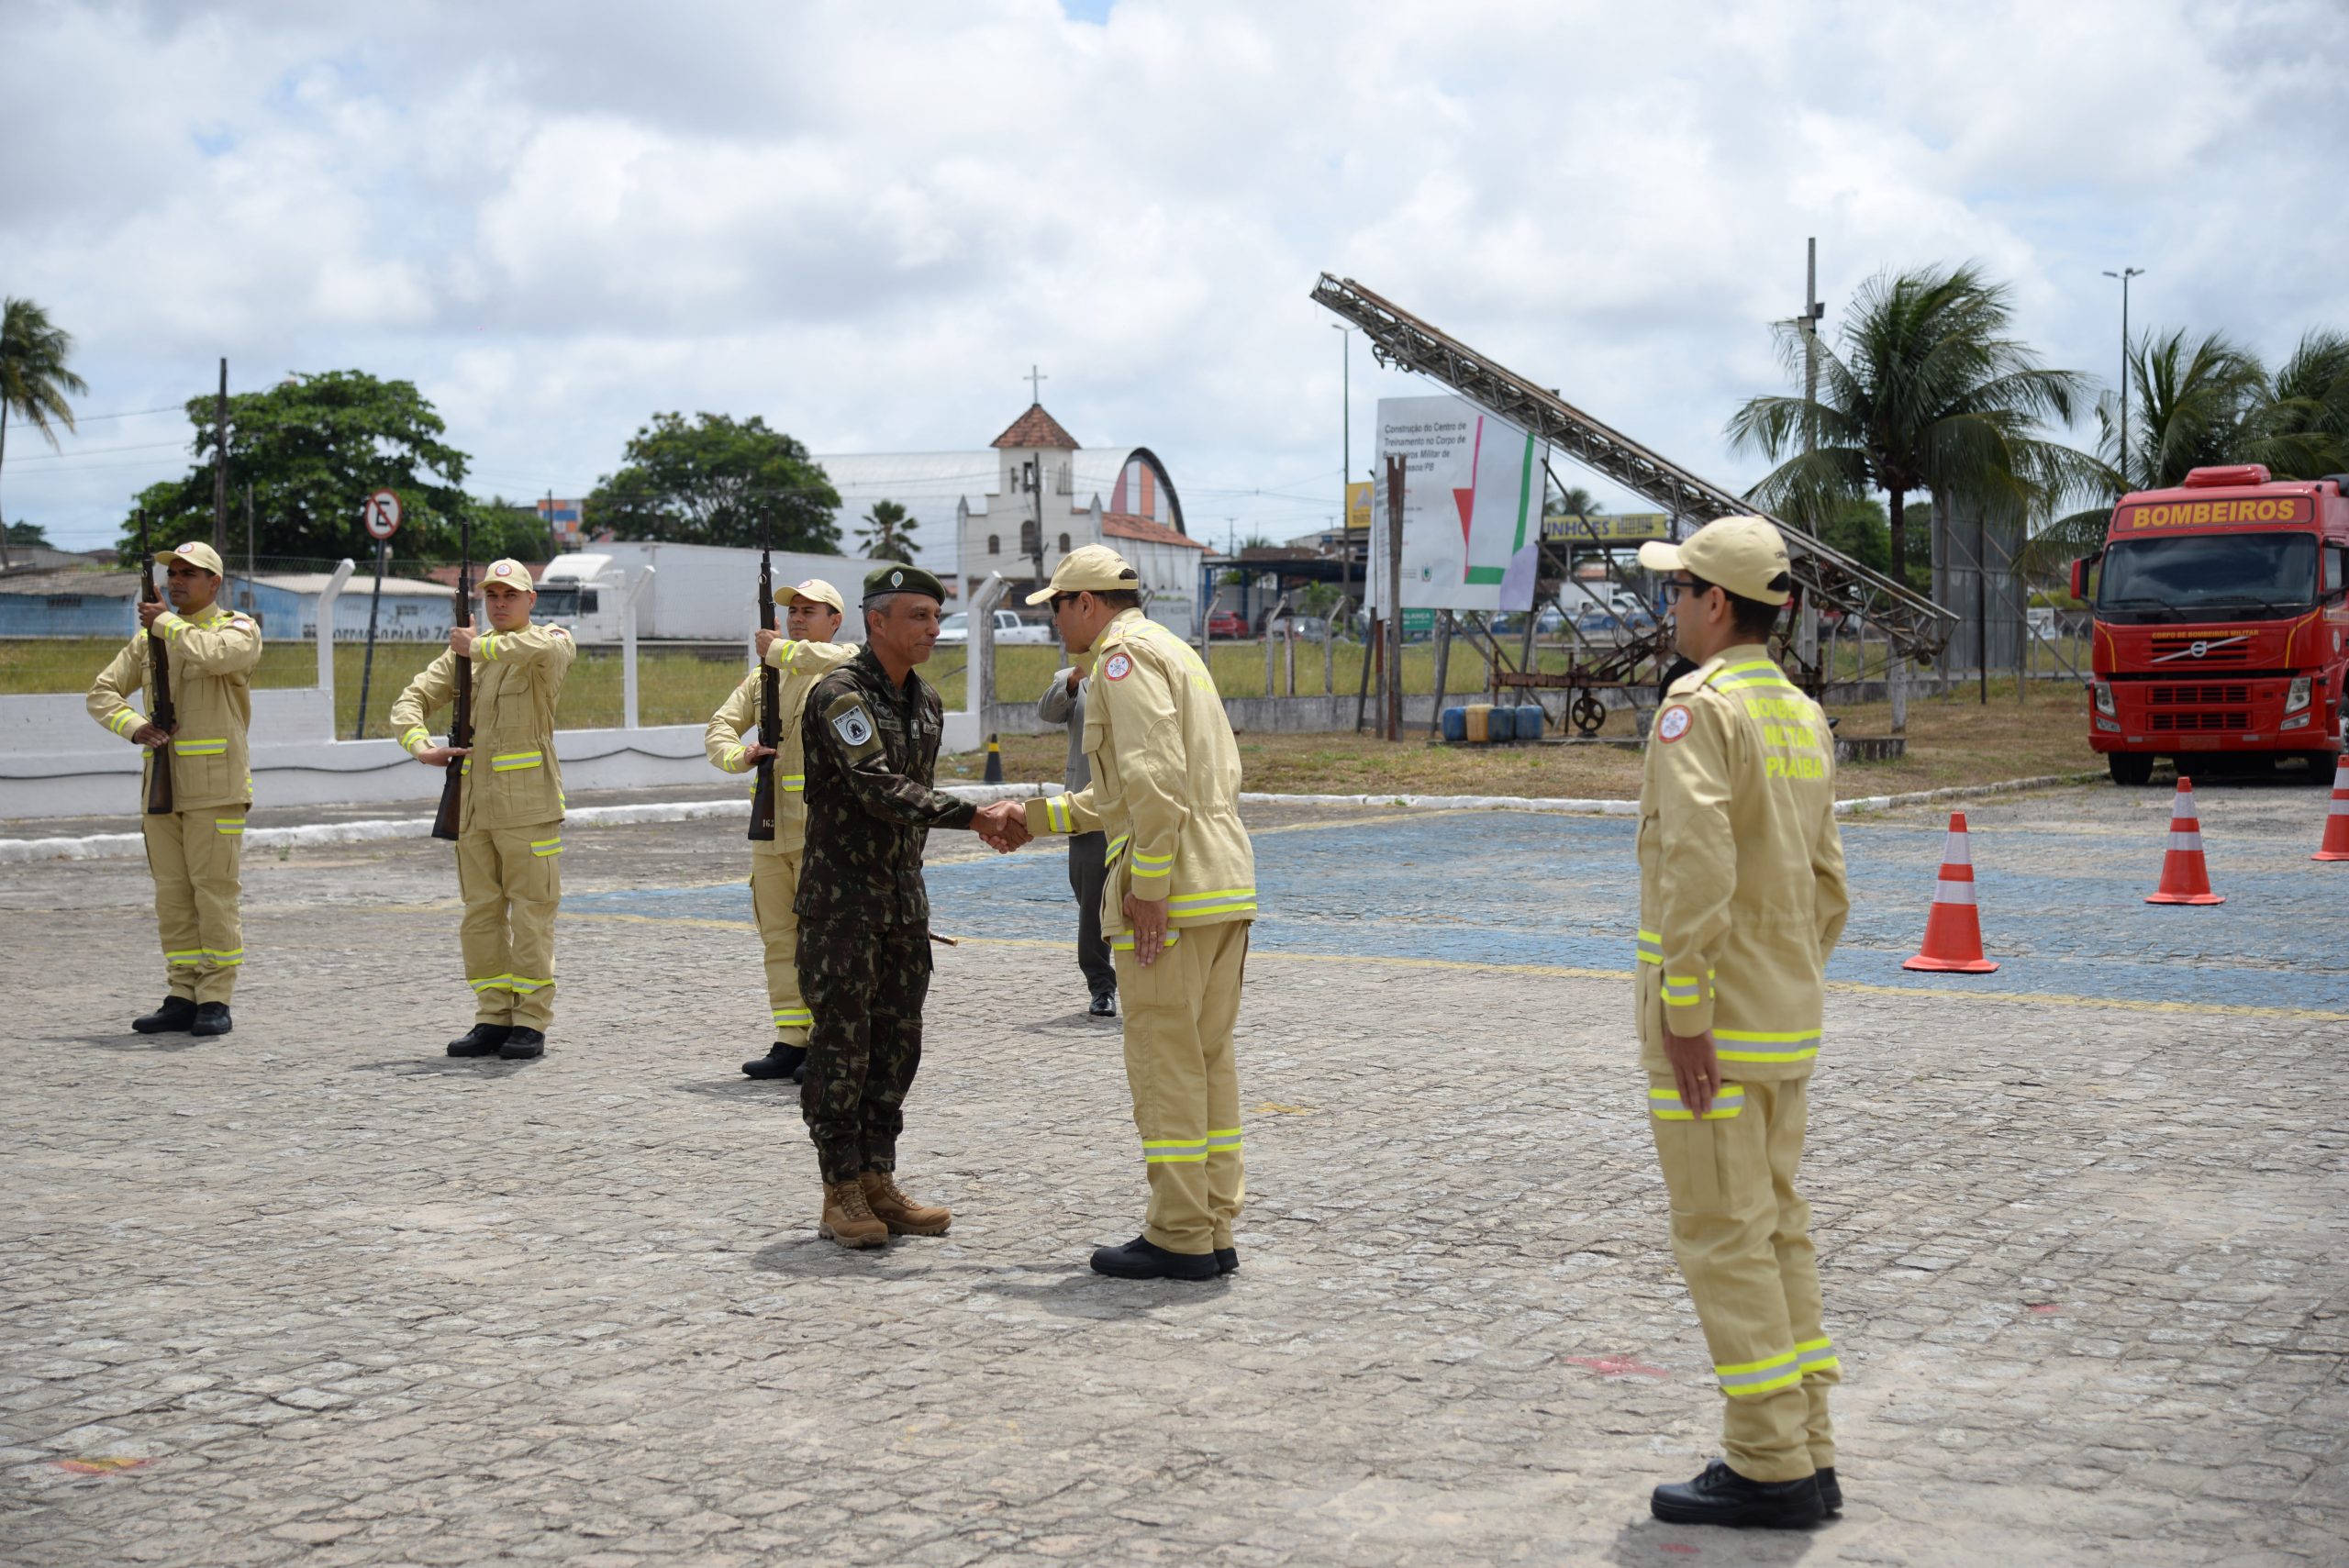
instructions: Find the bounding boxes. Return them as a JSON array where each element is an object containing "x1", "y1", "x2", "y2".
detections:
[{"x1": 862, "y1": 563, "x2": 945, "y2": 605}]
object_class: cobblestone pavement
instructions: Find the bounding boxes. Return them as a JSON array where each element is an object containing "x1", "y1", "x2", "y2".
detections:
[{"x1": 4, "y1": 782, "x2": 2345, "y2": 1566}]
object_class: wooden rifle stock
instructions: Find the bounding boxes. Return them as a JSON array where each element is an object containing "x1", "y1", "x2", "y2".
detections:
[
  {"x1": 749, "y1": 524, "x2": 779, "y2": 841},
  {"x1": 138, "y1": 510, "x2": 175, "y2": 816},
  {"x1": 431, "y1": 524, "x2": 473, "y2": 842}
]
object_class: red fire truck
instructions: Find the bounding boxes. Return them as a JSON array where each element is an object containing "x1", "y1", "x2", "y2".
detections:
[{"x1": 2075, "y1": 464, "x2": 2349, "y2": 784}]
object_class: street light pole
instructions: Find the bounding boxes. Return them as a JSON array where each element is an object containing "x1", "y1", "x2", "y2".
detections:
[
  {"x1": 2102, "y1": 266, "x2": 2144, "y2": 491},
  {"x1": 1331, "y1": 321, "x2": 1353, "y2": 622}
]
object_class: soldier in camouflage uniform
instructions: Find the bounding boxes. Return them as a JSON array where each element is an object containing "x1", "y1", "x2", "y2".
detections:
[{"x1": 796, "y1": 564, "x2": 1029, "y2": 1249}]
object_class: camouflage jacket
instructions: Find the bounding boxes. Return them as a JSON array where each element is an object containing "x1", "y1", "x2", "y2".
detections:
[{"x1": 797, "y1": 645, "x2": 978, "y2": 927}]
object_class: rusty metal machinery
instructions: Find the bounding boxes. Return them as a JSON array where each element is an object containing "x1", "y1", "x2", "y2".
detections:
[{"x1": 1309, "y1": 273, "x2": 1959, "y2": 703}]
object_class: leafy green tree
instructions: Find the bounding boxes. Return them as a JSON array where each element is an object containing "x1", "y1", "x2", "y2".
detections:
[
  {"x1": 6, "y1": 519, "x2": 52, "y2": 547},
  {"x1": 856, "y1": 498, "x2": 919, "y2": 562},
  {"x1": 1, "y1": 297, "x2": 89, "y2": 571},
  {"x1": 116, "y1": 371, "x2": 472, "y2": 563},
  {"x1": 586, "y1": 412, "x2": 841, "y2": 550},
  {"x1": 1727, "y1": 262, "x2": 2099, "y2": 584}
]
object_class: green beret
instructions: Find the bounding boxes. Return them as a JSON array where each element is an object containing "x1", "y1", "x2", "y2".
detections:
[{"x1": 863, "y1": 563, "x2": 946, "y2": 605}]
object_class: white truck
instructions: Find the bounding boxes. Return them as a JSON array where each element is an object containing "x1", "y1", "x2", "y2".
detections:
[
  {"x1": 937, "y1": 608, "x2": 1053, "y2": 647},
  {"x1": 531, "y1": 541, "x2": 908, "y2": 643}
]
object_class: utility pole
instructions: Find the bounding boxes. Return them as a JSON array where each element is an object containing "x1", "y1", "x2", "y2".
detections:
[
  {"x1": 2102, "y1": 267, "x2": 2144, "y2": 492},
  {"x1": 1024, "y1": 456, "x2": 1045, "y2": 587},
  {"x1": 211, "y1": 358, "x2": 228, "y2": 555},
  {"x1": 1384, "y1": 453, "x2": 1406, "y2": 742},
  {"x1": 242, "y1": 482, "x2": 255, "y2": 612}
]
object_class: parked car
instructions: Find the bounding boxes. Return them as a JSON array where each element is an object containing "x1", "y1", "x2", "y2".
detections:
[
  {"x1": 937, "y1": 609, "x2": 1054, "y2": 647},
  {"x1": 1266, "y1": 614, "x2": 1333, "y2": 642},
  {"x1": 1569, "y1": 606, "x2": 1653, "y2": 642},
  {"x1": 1205, "y1": 609, "x2": 1249, "y2": 639}
]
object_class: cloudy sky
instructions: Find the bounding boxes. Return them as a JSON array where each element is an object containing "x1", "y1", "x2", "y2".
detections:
[{"x1": 6, "y1": 0, "x2": 2345, "y2": 567}]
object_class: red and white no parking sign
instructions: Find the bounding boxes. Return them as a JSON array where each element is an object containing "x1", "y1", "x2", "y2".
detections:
[{"x1": 362, "y1": 489, "x2": 402, "y2": 540}]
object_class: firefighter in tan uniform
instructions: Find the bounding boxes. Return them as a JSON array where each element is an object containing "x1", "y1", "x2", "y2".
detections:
[
  {"x1": 86, "y1": 541, "x2": 262, "y2": 1038},
  {"x1": 1014, "y1": 546, "x2": 1257, "y2": 1281},
  {"x1": 1632, "y1": 517, "x2": 1851, "y2": 1530},
  {"x1": 388, "y1": 559, "x2": 575, "y2": 1062},
  {"x1": 702, "y1": 577, "x2": 857, "y2": 1082}
]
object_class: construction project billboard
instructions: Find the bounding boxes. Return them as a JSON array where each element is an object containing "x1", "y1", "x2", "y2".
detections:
[{"x1": 1370, "y1": 395, "x2": 1541, "y2": 615}]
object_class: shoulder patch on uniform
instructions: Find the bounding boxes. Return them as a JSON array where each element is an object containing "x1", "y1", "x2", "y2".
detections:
[
  {"x1": 1657, "y1": 704, "x2": 1694, "y2": 743},
  {"x1": 1102, "y1": 651, "x2": 1133, "y2": 682},
  {"x1": 551, "y1": 626, "x2": 569, "y2": 639},
  {"x1": 823, "y1": 692, "x2": 879, "y2": 755}
]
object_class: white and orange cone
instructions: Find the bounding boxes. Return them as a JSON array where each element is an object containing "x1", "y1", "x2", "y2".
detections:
[
  {"x1": 2147, "y1": 776, "x2": 2225, "y2": 905},
  {"x1": 1903, "y1": 810, "x2": 1998, "y2": 973},
  {"x1": 2313, "y1": 754, "x2": 2349, "y2": 862}
]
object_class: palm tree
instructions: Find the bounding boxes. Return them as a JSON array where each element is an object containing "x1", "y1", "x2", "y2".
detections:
[
  {"x1": 0, "y1": 298, "x2": 89, "y2": 570},
  {"x1": 1727, "y1": 263, "x2": 2099, "y2": 586},
  {"x1": 856, "y1": 498, "x2": 919, "y2": 562},
  {"x1": 2017, "y1": 328, "x2": 2349, "y2": 574}
]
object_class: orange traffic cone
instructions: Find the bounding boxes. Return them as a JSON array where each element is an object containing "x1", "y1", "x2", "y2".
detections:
[
  {"x1": 1903, "y1": 811, "x2": 1998, "y2": 973},
  {"x1": 2147, "y1": 776, "x2": 2225, "y2": 905},
  {"x1": 2313, "y1": 755, "x2": 2349, "y2": 862}
]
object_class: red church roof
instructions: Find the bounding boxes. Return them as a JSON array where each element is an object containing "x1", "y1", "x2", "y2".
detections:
[
  {"x1": 1103, "y1": 513, "x2": 1206, "y2": 551},
  {"x1": 991, "y1": 404, "x2": 1080, "y2": 450}
]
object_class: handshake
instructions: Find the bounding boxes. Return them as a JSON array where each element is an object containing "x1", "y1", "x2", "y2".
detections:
[{"x1": 973, "y1": 800, "x2": 1033, "y2": 853}]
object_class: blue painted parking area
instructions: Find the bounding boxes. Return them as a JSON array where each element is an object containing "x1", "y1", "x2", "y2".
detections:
[{"x1": 568, "y1": 804, "x2": 2349, "y2": 1016}]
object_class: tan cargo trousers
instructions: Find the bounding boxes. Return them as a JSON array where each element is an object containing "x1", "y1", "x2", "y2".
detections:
[
  {"x1": 1648, "y1": 1073, "x2": 1840, "y2": 1483},
  {"x1": 457, "y1": 821, "x2": 562, "y2": 1031},
  {"x1": 1116, "y1": 918, "x2": 1248, "y2": 1255},
  {"x1": 750, "y1": 849, "x2": 810, "y2": 1044},
  {"x1": 144, "y1": 805, "x2": 246, "y2": 1005}
]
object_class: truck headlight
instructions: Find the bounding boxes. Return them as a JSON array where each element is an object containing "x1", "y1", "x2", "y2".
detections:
[
  {"x1": 2092, "y1": 681, "x2": 2115, "y2": 717},
  {"x1": 2286, "y1": 676, "x2": 2312, "y2": 714}
]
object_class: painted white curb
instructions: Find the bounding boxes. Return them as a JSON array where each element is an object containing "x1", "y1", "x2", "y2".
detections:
[{"x1": 0, "y1": 774, "x2": 2099, "y2": 865}]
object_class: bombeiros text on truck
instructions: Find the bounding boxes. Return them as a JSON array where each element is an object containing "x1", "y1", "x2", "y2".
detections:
[{"x1": 2072, "y1": 463, "x2": 2349, "y2": 784}]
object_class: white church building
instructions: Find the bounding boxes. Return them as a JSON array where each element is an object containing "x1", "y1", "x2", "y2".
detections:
[{"x1": 817, "y1": 404, "x2": 1207, "y2": 639}]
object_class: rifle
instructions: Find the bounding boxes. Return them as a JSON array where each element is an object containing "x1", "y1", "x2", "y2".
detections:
[
  {"x1": 749, "y1": 517, "x2": 779, "y2": 841},
  {"x1": 431, "y1": 518, "x2": 473, "y2": 842},
  {"x1": 137, "y1": 508, "x2": 175, "y2": 816}
]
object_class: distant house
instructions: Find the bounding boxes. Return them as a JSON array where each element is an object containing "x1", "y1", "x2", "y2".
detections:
[
  {"x1": 239, "y1": 573, "x2": 457, "y2": 642},
  {"x1": 0, "y1": 568, "x2": 143, "y2": 638}
]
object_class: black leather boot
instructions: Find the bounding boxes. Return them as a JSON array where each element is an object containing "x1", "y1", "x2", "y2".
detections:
[
  {"x1": 1089, "y1": 1236, "x2": 1217, "y2": 1281},
  {"x1": 1650, "y1": 1460, "x2": 1824, "y2": 1529},
  {"x1": 497, "y1": 1028, "x2": 545, "y2": 1060},
  {"x1": 134, "y1": 996, "x2": 198, "y2": 1034},
  {"x1": 1215, "y1": 1247, "x2": 1239, "y2": 1275},
  {"x1": 1816, "y1": 1466, "x2": 1842, "y2": 1516},
  {"x1": 742, "y1": 1043, "x2": 806, "y2": 1080},
  {"x1": 190, "y1": 1003, "x2": 233, "y2": 1037},
  {"x1": 447, "y1": 1024, "x2": 511, "y2": 1057}
]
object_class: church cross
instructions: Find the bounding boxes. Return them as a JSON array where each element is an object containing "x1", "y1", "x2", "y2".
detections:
[{"x1": 1027, "y1": 364, "x2": 1048, "y2": 405}]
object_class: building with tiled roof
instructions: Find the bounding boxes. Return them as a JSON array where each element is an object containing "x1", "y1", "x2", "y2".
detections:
[{"x1": 953, "y1": 402, "x2": 1202, "y2": 637}]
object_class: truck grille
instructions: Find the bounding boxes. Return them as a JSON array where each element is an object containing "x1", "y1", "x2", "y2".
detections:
[
  {"x1": 2149, "y1": 711, "x2": 2251, "y2": 732},
  {"x1": 2149, "y1": 635, "x2": 2253, "y2": 666},
  {"x1": 2147, "y1": 684, "x2": 2252, "y2": 705}
]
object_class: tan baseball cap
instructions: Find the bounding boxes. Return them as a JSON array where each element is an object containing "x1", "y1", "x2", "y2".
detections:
[
  {"x1": 480, "y1": 559, "x2": 535, "y2": 590},
  {"x1": 777, "y1": 577, "x2": 845, "y2": 613},
  {"x1": 1025, "y1": 544, "x2": 1141, "y2": 606},
  {"x1": 154, "y1": 540, "x2": 225, "y2": 575},
  {"x1": 1638, "y1": 517, "x2": 1794, "y2": 606}
]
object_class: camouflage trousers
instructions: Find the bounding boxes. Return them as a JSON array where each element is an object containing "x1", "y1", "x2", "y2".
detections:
[{"x1": 797, "y1": 917, "x2": 931, "y2": 1184}]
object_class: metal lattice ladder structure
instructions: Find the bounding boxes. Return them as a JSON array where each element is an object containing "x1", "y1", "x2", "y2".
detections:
[{"x1": 1310, "y1": 274, "x2": 1958, "y2": 720}]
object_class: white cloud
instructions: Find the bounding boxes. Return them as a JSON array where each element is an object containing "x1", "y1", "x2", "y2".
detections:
[{"x1": 4, "y1": 0, "x2": 2346, "y2": 554}]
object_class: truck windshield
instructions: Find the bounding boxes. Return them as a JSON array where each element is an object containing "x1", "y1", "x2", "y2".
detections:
[
  {"x1": 2098, "y1": 531, "x2": 2315, "y2": 622},
  {"x1": 533, "y1": 585, "x2": 596, "y2": 618}
]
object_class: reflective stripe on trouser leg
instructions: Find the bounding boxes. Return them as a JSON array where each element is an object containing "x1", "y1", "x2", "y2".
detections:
[
  {"x1": 143, "y1": 807, "x2": 202, "y2": 1002},
  {"x1": 798, "y1": 918, "x2": 930, "y2": 1184},
  {"x1": 751, "y1": 848, "x2": 809, "y2": 1045},
  {"x1": 1765, "y1": 1077, "x2": 1838, "y2": 1471},
  {"x1": 1647, "y1": 1073, "x2": 1825, "y2": 1483},
  {"x1": 1116, "y1": 919, "x2": 1249, "y2": 1256},
  {"x1": 186, "y1": 806, "x2": 246, "y2": 1005}
]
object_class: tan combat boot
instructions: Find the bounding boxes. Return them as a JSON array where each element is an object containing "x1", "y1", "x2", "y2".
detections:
[
  {"x1": 860, "y1": 1172, "x2": 952, "y2": 1236},
  {"x1": 818, "y1": 1179, "x2": 888, "y2": 1249}
]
